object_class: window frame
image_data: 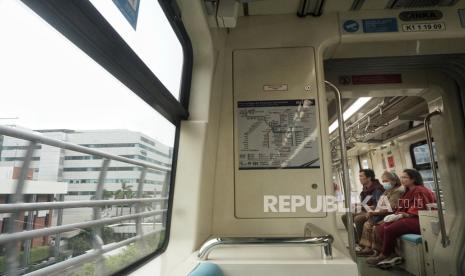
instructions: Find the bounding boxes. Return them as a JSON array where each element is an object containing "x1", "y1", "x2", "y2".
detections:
[
  {"x1": 19, "y1": 0, "x2": 192, "y2": 273},
  {"x1": 21, "y1": 0, "x2": 192, "y2": 124}
]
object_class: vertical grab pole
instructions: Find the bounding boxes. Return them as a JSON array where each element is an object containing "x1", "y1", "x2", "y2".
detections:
[
  {"x1": 325, "y1": 81, "x2": 356, "y2": 261},
  {"x1": 93, "y1": 158, "x2": 110, "y2": 275},
  {"x1": 424, "y1": 109, "x2": 450, "y2": 247},
  {"x1": 6, "y1": 141, "x2": 37, "y2": 276}
]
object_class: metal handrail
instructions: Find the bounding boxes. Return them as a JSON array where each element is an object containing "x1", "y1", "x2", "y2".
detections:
[
  {"x1": 26, "y1": 229, "x2": 164, "y2": 276},
  {"x1": 344, "y1": 97, "x2": 404, "y2": 134},
  {"x1": 424, "y1": 109, "x2": 450, "y2": 247},
  {"x1": 0, "y1": 124, "x2": 171, "y2": 275},
  {"x1": 0, "y1": 125, "x2": 169, "y2": 171},
  {"x1": 5, "y1": 142, "x2": 37, "y2": 275},
  {"x1": 0, "y1": 209, "x2": 166, "y2": 244},
  {"x1": 0, "y1": 197, "x2": 168, "y2": 212},
  {"x1": 329, "y1": 96, "x2": 405, "y2": 144},
  {"x1": 92, "y1": 158, "x2": 110, "y2": 275},
  {"x1": 197, "y1": 235, "x2": 334, "y2": 261},
  {"x1": 325, "y1": 81, "x2": 356, "y2": 261}
]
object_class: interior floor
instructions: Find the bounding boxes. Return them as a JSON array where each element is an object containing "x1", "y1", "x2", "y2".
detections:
[
  {"x1": 340, "y1": 229, "x2": 414, "y2": 275},
  {"x1": 357, "y1": 257, "x2": 413, "y2": 276}
]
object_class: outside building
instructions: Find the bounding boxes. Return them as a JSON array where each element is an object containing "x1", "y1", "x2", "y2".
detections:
[
  {"x1": 0, "y1": 166, "x2": 67, "y2": 248},
  {"x1": 0, "y1": 127, "x2": 172, "y2": 226}
]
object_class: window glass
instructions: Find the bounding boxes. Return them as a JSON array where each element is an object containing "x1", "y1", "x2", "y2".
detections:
[
  {"x1": 361, "y1": 159, "x2": 369, "y2": 169},
  {"x1": 412, "y1": 142, "x2": 437, "y2": 167},
  {"x1": 89, "y1": 0, "x2": 184, "y2": 99},
  {"x1": 0, "y1": 1, "x2": 175, "y2": 274},
  {"x1": 411, "y1": 141, "x2": 443, "y2": 208}
]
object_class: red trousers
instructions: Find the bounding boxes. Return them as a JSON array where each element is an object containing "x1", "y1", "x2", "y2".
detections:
[{"x1": 376, "y1": 217, "x2": 421, "y2": 255}]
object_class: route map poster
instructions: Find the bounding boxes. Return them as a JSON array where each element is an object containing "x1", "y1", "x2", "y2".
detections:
[{"x1": 237, "y1": 99, "x2": 320, "y2": 170}]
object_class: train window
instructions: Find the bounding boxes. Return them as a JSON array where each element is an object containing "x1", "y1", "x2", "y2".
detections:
[
  {"x1": 410, "y1": 140, "x2": 440, "y2": 192},
  {"x1": 0, "y1": 0, "x2": 190, "y2": 275},
  {"x1": 361, "y1": 159, "x2": 369, "y2": 169},
  {"x1": 89, "y1": 0, "x2": 184, "y2": 98},
  {"x1": 410, "y1": 140, "x2": 438, "y2": 170}
]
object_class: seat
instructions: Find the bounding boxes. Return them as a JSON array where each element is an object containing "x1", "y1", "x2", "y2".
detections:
[
  {"x1": 189, "y1": 262, "x2": 223, "y2": 276},
  {"x1": 400, "y1": 234, "x2": 422, "y2": 244},
  {"x1": 396, "y1": 234, "x2": 425, "y2": 276}
]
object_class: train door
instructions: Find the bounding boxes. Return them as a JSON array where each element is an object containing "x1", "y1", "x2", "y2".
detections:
[{"x1": 325, "y1": 60, "x2": 465, "y2": 276}]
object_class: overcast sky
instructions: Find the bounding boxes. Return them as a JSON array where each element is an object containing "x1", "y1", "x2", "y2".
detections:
[{"x1": 0, "y1": 0, "x2": 183, "y2": 147}]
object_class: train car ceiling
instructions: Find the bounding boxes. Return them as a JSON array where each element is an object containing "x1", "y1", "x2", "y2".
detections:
[
  {"x1": 328, "y1": 96, "x2": 429, "y2": 149},
  {"x1": 207, "y1": 0, "x2": 461, "y2": 28}
]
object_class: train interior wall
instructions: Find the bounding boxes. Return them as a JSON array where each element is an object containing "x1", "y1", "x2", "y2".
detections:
[{"x1": 131, "y1": 1, "x2": 465, "y2": 275}]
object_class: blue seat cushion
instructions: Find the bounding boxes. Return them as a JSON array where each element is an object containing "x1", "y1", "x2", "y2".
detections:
[
  {"x1": 189, "y1": 262, "x2": 223, "y2": 276},
  {"x1": 401, "y1": 234, "x2": 422, "y2": 244}
]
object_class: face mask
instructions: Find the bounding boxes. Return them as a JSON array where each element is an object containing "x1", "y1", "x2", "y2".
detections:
[{"x1": 382, "y1": 182, "x2": 392, "y2": 190}]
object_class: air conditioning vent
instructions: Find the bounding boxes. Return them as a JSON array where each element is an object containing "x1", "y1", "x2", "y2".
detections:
[{"x1": 386, "y1": 0, "x2": 458, "y2": 9}]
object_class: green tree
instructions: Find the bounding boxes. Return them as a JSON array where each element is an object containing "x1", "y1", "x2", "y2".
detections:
[
  {"x1": 68, "y1": 227, "x2": 116, "y2": 256},
  {"x1": 102, "y1": 189, "x2": 113, "y2": 200},
  {"x1": 68, "y1": 231, "x2": 92, "y2": 256},
  {"x1": 114, "y1": 182, "x2": 134, "y2": 215}
]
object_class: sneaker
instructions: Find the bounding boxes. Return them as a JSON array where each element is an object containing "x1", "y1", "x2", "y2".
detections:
[
  {"x1": 355, "y1": 244, "x2": 362, "y2": 252},
  {"x1": 366, "y1": 254, "x2": 388, "y2": 266},
  {"x1": 377, "y1": 256, "x2": 403, "y2": 269}
]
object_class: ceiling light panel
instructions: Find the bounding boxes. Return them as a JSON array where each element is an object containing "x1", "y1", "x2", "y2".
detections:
[{"x1": 329, "y1": 97, "x2": 372, "y2": 133}]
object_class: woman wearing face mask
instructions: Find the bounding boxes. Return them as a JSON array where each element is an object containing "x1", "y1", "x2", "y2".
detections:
[
  {"x1": 357, "y1": 171, "x2": 405, "y2": 256},
  {"x1": 366, "y1": 169, "x2": 436, "y2": 267}
]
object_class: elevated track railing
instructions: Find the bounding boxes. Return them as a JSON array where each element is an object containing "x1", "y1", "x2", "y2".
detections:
[{"x1": 0, "y1": 125, "x2": 170, "y2": 275}]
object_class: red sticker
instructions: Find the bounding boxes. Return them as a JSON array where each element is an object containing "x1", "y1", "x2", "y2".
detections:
[
  {"x1": 387, "y1": 156, "x2": 395, "y2": 168},
  {"x1": 351, "y1": 74, "x2": 402, "y2": 85}
]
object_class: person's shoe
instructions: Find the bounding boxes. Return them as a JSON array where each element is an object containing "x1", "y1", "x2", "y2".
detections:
[
  {"x1": 355, "y1": 244, "x2": 362, "y2": 252},
  {"x1": 377, "y1": 256, "x2": 404, "y2": 269},
  {"x1": 366, "y1": 254, "x2": 388, "y2": 266},
  {"x1": 370, "y1": 250, "x2": 379, "y2": 257},
  {"x1": 356, "y1": 248, "x2": 374, "y2": 256}
]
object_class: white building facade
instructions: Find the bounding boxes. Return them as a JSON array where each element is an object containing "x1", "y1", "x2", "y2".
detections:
[{"x1": 0, "y1": 127, "x2": 172, "y2": 224}]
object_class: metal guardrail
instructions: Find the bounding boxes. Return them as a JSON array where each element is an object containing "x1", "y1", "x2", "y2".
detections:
[
  {"x1": 27, "y1": 229, "x2": 164, "y2": 276},
  {"x1": 0, "y1": 209, "x2": 167, "y2": 244},
  {"x1": 0, "y1": 198, "x2": 168, "y2": 212},
  {"x1": 0, "y1": 125, "x2": 171, "y2": 275},
  {"x1": 197, "y1": 235, "x2": 334, "y2": 261},
  {"x1": 0, "y1": 125, "x2": 169, "y2": 171}
]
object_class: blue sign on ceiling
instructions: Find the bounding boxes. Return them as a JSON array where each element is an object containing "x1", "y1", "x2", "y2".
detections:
[
  {"x1": 362, "y1": 18, "x2": 398, "y2": 33},
  {"x1": 113, "y1": 0, "x2": 140, "y2": 30}
]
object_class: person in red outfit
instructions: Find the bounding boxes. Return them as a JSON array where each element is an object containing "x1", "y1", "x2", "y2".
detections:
[{"x1": 366, "y1": 169, "x2": 436, "y2": 266}]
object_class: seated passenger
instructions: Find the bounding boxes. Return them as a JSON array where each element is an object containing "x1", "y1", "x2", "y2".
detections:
[
  {"x1": 342, "y1": 169, "x2": 384, "y2": 244},
  {"x1": 366, "y1": 169, "x2": 436, "y2": 266},
  {"x1": 357, "y1": 171, "x2": 405, "y2": 256}
]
